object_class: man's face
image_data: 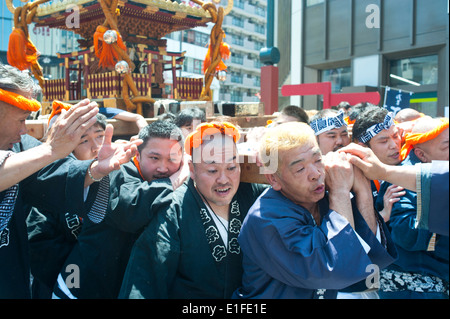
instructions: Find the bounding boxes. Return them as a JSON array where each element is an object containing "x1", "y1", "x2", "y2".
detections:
[
  {"x1": 72, "y1": 124, "x2": 105, "y2": 161},
  {"x1": 415, "y1": 127, "x2": 449, "y2": 162},
  {"x1": 0, "y1": 102, "x2": 30, "y2": 150},
  {"x1": 189, "y1": 135, "x2": 241, "y2": 212},
  {"x1": 269, "y1": 140, "x2": 325, "y2": 212},
  {"x1": 180, "y1": 119, "x2": 203, "y2": 138},
  {"x1": 367, "y1": 125, "x2": 402, "y2": 165},
  {"x1": 317, "y1": 126, "x2": 350, "y2": 155},
  {"x1": 136, "y1": 137, "x2": 183, "y2": 182}
]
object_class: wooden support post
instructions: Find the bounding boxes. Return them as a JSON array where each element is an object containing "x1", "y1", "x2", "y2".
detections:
[
  {"x1": 147, "y1": 53, "x2": 152, "y2": 98},
  {"x1": 65, "y1": 57, "x2": 70, "y2": 101},
  {"x1": 260, "y1": 65, "x2": 279, "y2": 115},
  {"x1": 84, "y1": 53, "x2": 91, "y2": 99},
  {"x1": 172, "y1": 56, "x2": 178, "y2": 99}
]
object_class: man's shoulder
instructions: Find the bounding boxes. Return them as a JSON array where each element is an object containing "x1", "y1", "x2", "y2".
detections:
[
  {"x1": 247, "y1": 188, "x2": 306, "y2": 220},
  {"x1": 12, "y1": 134, "x2": 41, "y2": 153}
]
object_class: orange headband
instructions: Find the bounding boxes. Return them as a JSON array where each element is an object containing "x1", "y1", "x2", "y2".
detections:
[
  {"x1": 132, "y1": 156, "x2": 145, "y2": 180},
  {"x1": 400, "y1": 117, "x2": 449, "y2": 160},
  {"x1": 0, "y1": 88, "x2": 41, "y2": 112},
  {"x1": 48, "y1": 100, "x2": 73, "y2": 125},
  {"x1": 184, "y1": 122, "x2": 240, "y2": 156},
  {"x1": 344, "y1": 116, "x2": 356, "y2": 125}
]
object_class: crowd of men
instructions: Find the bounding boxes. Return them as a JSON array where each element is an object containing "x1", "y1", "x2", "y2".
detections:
[{"x1": 0, "y1": 63, "x2": 448, "y2": 299}]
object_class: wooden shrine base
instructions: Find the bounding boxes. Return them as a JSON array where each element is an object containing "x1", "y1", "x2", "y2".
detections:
[{"x1": 26, "y1": 115, "x2": 275, "y2": 184}]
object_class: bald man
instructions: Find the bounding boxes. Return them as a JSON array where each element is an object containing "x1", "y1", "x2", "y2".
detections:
[{"x1": 379, "y1": 117, "x2": 449, "y2": 299}]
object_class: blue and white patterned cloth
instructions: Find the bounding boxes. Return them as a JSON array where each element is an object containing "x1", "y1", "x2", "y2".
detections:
[
  {"x1": 310, "y1": 110, "x2": 347, "y2": 136},
  {"x1": 358, "y1": 112, "x2": 395, "y2": 144}
]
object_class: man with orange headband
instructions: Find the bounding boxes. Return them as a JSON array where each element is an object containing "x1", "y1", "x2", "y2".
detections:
[
  {"x1": 120, "y1": 121, "x2": 268, "y2": 299},
  {"x1": 377, "y1": 116, "x2": 449, "y2": 299},
  {"x1": 339, "y1": 143, "x2": 449, "y2": 237},
  {"x1": 0, "y1": 63, "x2": 139, "y2": 298}
]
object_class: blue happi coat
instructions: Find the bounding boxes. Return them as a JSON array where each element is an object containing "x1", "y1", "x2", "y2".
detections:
[{"x1": 233, "y1": 188, "x2": 397, "y2": 299}]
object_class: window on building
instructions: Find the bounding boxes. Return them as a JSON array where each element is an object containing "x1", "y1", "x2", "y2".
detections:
[
  {"x1": 232, "y1": 35, "x2": 244, "y2": 46},
  {"x1": 255, "y1": 6, "x2": 266, "y2": 17},
  {"x1": 306, "y1": 0, "x2": 324, "y2": 6},
  {"x1": 321, "y1": 67, "x2": 351, "y2": 93},
  {"x1": 231, "y1": 72, "x2": 243, "y2": 84},
  {"x1": 389, "y1": 55, "x2": 438, "y2": 87},
  {"x1": 193, "y1": 59, "x2": 202, "y2": 75},
  {"x1": 230, "y1": 91, "x2": 243, "y2": 102},
  {"x1": 254, "y1": 41, "x2": 264, "y2": 51},
  {"x1": 235, "y1": 0, "x2": 245, "y2": 9},
  {"x1": 255, "y1": 24, "x2": 265, "y2": 35},
  {"x1": 183, "y1": 57, "x2": 203, "y2": 75},
  {"x1": 231, "y1": 53, "x2": 244, "y2": 65},
  {"x1": 389, "y1": 54, "x2": 439, "y2": 117},
  {"x1": 253, "y1": 76, "x2": 260, "y2": 87},
  {"x1": 183, "y1": 30, "x2": 195, "y2": 44},
  {"x1": 254, "y1": 60, "x2": 262, "y2": 68},
  {"x1": 232, "y1": 16, "x2": 244, "y2": 28}
]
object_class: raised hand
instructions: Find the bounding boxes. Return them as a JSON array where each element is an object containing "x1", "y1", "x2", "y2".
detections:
[
  {"x1": 45, "y1": 99, "x2": 99, "y2": 158},
  {"x1": 87, "y1": 124, "x2": 143, "y2": 184}
]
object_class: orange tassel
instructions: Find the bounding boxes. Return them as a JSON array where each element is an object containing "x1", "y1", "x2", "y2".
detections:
[
  {"x1": 7, "y1": 28, "x2": 38, "y2": 71},
  {"x1": 202, "y1": 42, "x2": 231, "y2": 74},
  {"x1": 220, "y1": 42, "x2": 230, "y2": 60},
  {"x1": 93, "y1": 25, "x2": 127, "y2": 68}
]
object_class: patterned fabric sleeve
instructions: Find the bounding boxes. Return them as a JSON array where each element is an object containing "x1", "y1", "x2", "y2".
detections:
[{"x1": 0, "y1": 151, "x2": 19, "y2": 233}]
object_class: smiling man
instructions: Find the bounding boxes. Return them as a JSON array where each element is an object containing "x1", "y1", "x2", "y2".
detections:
[
  {"x1": 232, "y1": 122, "x2": 397, "y2": 299},
  {"x1": 119, "y1": 122, "x2": 268, "y2": 299}
]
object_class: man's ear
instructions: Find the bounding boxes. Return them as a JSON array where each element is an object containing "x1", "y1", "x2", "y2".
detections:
[
  {"x1": 265, "y1": 173, "x2": 282, "y2": 191},
  {"x1": 413, "y1": 147, "x2": 428, "y2": 163},
  {"x1": 135, "y1": 151, "x2": 141, "y2": 163},
  {"x1": 188, "y1": 159, "x2": 195, "y2": 176}
]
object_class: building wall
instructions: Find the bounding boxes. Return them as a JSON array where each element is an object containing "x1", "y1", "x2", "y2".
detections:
[
  {"x1": 165, "y1": 25, "x2": 221, "y2": 101},
  {"x1": 289, "y1": 0, "x2": 449, "y2": 116},
  {"x1": 221, "y1": 0, "x2": 267, "y2": 102}
]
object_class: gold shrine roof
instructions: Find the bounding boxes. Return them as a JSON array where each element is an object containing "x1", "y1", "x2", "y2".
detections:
[
  {"x1": 35, "y1": 0, "x2": 212, "y2": 19},
  {"x1": 30, "y1": 0, "x2": 215, "y2": 42}
]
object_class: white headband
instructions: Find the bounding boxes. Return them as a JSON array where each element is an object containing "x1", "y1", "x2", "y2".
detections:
[
  {"x1": 358, "y1": 112, "x2": 395, "y2": 144},
  {"x1": 310, "y1": 110, "x2": 347, "y2": 136}
]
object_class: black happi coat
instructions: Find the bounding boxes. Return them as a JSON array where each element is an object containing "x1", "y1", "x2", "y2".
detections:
[
  {"x1": 119, "y1": 179, "x2": 267, "y2": 299},
  {"x1": 0, "y1": 135, "x2": 91, "y2": 299},
  {"x1": 56, "y1": 161, "x2": 173, "y2": 299}
]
